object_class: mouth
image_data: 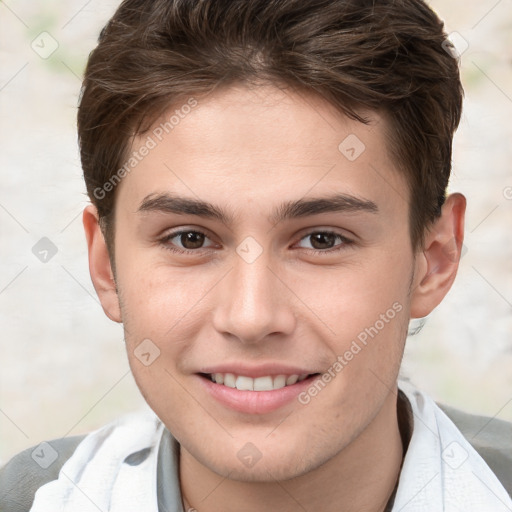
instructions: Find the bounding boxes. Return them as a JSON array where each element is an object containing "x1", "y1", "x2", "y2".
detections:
[
  {"x1": 198, "y1": 372, "x2": 320, "y2": 391},
  {"x1": 196, "y1": 371, "x2": 322, "y2": 414}
]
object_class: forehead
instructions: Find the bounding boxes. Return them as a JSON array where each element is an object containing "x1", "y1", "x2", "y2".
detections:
[{"x1": 117, "y1": 84, "x2": 408, "y2": 223}]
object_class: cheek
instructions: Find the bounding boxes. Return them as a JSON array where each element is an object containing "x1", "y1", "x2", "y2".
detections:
[
  {"x1": 291, "y1": 248, "x2": 411, "y2": 325},
  {"x1": 127, "y1": 356, "x2": 197, "y2": 440},
  {"x1": 287, "y1": 249, "x2": 412, "y2": 384},
  {"x1": 117, "y1": 259, "x2": 221, "y2": 405},
  {"x1": 117, "y1": 252, "x2": 215, "y2": 334}
]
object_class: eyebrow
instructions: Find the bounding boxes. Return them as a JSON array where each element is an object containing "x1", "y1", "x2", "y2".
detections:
[{"x1": 137, "y1": 192, "x2": 378, "y2": 225}]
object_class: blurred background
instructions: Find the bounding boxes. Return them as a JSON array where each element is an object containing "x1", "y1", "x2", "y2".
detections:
[{"x1": 0, "y1": 0, "x2": 511, "y2": 464}]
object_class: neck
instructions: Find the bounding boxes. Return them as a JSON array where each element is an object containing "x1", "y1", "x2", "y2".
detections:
[{"x1": 180, "y1": 389, "x2": 404, "y2": 512}]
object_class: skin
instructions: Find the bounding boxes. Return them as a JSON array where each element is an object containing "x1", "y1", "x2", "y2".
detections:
[{"x1": 83, "y1": 84, "x2": 466, "y2": 512}]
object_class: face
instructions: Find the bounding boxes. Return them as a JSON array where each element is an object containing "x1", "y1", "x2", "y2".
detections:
[{"x1": 96, "y1": 84, "x2": 423, "y2": 481}]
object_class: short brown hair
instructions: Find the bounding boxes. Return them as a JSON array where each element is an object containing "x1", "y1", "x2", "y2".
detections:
[{"x1": 78, "y1": 0, "x2": 463, "y2": 256}]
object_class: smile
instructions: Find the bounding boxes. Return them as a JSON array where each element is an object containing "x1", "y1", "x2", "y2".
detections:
[
  {"x1": 197, "y1": 372, "x2": 322, "y2": 414},
  {"x1": 204, "y1": 373, "x2": 312, "y2": 391}
]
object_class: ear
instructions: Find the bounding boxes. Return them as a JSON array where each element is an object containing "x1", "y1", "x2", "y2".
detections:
[
  {"x1": 83, "y1": 205, "x2": 122, "y2": 323},
  {"x1": 410, "y1": 193, "x2": 466, "y2": 319}
]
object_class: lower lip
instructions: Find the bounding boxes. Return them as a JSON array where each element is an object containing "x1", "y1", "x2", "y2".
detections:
[{"x1": 196, "y1": 374, "x2": 320, "y2": 414}]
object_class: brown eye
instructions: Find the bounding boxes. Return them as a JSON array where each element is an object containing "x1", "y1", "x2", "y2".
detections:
[
  {"x1": 309, "y1": 232, "x2": 337, "y2": 250},
  {"x1": 296, "y1": 230, "x2": 352, "y2": 253},
  {"x1": 179, "y1": 231, "x2": 205, "y2": 249},
  {"x1": 160, "y1": 229, "x2": 216, "y2": 253}
]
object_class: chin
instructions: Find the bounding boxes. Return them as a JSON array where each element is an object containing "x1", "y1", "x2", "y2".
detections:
[
  {"x1": 195, "y1": 436, "x2": 324, "y2": 482},
  {"x1": 211, "y1": 455, "x2": 314, "y2": 483}
]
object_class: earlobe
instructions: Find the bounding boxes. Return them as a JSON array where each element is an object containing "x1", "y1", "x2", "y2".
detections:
[
  {"x1": 410, "y1": 193, "x2": 466, "y2": 319},
  {"x1": 83, "y1": 205, "x2": 122, "y2": 323}
]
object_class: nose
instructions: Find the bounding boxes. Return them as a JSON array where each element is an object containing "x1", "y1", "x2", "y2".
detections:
[{"x1": 212, "y1": 251, "x2": 296, "y2": 345}]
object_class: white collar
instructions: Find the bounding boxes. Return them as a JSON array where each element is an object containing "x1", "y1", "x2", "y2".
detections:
[{"x1": 393, "y1": 380, "x2": 512, "y2": 511}]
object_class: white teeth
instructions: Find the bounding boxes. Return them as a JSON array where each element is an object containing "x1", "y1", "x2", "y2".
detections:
[
  {"x1": 235, "y1": 375, "x2": 254, "y2": 391},
  {"x1": 273, "y1": 375, "x2": 286, "y2": 390},
  {"x1": 223, "y1": 373, "x2": 236, "y2": 388},
  {"x1": 253, "y1": 376, "x2": 273, "y2": 391},
  {"x1": 286, "y1": 374, "x2": 299, "y2": 386},
  {"x1": 210, "y1": 373, "x2": 308, "y2": 391}
]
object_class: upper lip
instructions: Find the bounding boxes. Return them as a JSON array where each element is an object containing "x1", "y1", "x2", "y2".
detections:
[{"x1": 197, "y1": 363, "x2": 319, "y2": 379}]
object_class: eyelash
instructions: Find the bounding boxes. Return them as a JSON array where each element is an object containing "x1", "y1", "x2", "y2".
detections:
[{"x1": 158, "y1": 229, "x2": 354, "y2": 256}]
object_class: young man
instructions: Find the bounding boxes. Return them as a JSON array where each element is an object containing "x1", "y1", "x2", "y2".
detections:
[{"x1": 1, "y1": 0, "x2": 511, "y2": 510}]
